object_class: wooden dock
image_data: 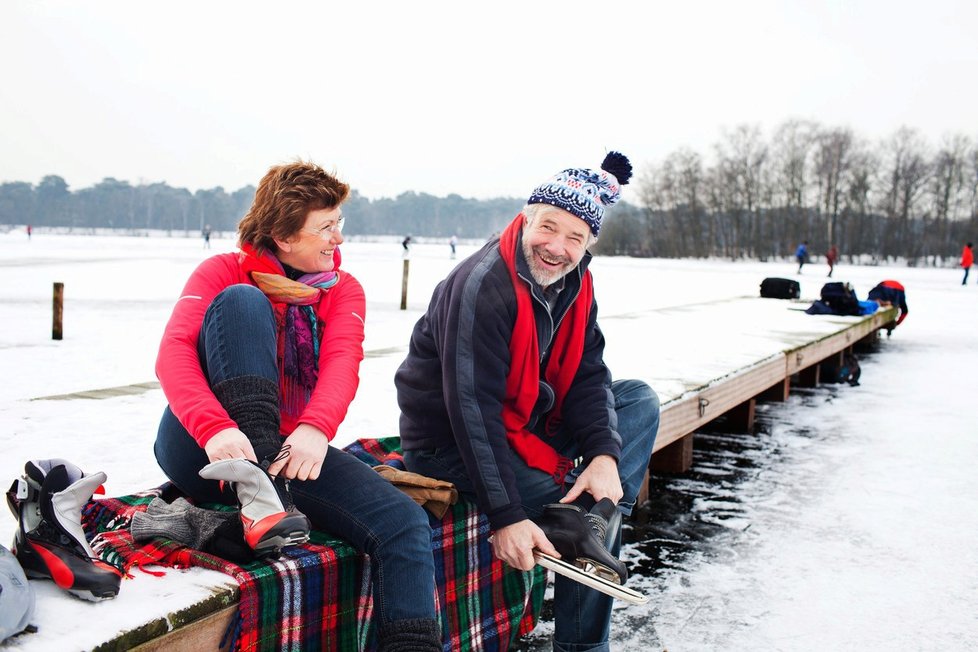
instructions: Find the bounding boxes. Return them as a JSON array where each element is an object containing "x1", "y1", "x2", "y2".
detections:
[{"x1": 11, "y1": 298, "x2": 897, "y2": 651}]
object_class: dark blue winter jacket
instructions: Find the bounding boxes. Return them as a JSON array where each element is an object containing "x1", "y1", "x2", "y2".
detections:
[{"x1": 394, "y1": 235, "x2": 621, "y2": 530}]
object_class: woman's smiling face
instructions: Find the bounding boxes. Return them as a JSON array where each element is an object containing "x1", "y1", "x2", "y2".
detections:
[{"x1": 274, "y1": 207, "x2": 344, "y2": 273}]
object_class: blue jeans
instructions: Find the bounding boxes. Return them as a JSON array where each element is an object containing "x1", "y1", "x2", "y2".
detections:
[
  {"x1": 406, "y1": 379, "x2": 659, "y2": 652},
  {"x1": 154, "y1": 284, "x2": 436, "y2": 626}
]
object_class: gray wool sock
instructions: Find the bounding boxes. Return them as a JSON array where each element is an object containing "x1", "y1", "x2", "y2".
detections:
[{"x1": 131, "y1": 497, "x2": 236, "y2": 549}]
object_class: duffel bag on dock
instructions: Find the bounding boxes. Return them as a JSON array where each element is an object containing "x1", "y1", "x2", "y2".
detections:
[{"x1": 760, "y1": 277, "x2": 800, "y2": 299}]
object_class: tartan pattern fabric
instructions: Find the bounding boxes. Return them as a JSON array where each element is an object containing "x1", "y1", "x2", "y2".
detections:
[{"x1": 82, "y1": 438, "x2": 546, "y2": 651}]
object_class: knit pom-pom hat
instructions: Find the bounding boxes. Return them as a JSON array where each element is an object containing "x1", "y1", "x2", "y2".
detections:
[{"x1": 526, "y1": 151, "x2": 633, "y2": 237}]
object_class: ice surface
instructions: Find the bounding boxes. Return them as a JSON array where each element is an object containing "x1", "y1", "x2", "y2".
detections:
[{"x1": 1, "y1": 231, "x2": 976, "y2": 650}]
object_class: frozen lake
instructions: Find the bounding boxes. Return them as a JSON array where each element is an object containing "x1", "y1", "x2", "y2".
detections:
[{"x1": 1, "y1": 230, "x2": 976, "y2": 651}]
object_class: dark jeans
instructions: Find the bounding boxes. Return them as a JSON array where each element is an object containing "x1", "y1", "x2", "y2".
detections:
[
  {"x1": 154, "y1": 284, "x2": 436, "y2": 625},
  {"x1": 406, "y1": 379, "x2": 660, "y2": 652}
]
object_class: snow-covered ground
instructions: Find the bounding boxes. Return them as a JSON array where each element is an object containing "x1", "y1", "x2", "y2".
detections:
[{"x1": 1, "y1": 231, "x2": 976, "y2": 650}]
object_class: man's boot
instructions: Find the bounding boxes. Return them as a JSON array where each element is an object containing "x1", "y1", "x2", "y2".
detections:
[
  {"x1": 534, "y1": 498, "x2": 627, "y2": 585},
  {"x1": 584, "y1": 497, "x2": 622, "y2": 554},
  {"x1": 5, "y1": 459, "x2": 122, "y2": 601},
  {"x1": 198, "y1": 458, "x2": 310, "y2": 557}
]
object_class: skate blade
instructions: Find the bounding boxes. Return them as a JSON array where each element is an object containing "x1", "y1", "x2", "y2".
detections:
[
  {"x1": 254, "y1": 531, "x2": 310, "y2": 558},
  {"x1": 573, "y1": 558, "x2": 626, "y2": 585},
  {"x1": 534, "y1": 551, "x2": 648, "y2": 605}
]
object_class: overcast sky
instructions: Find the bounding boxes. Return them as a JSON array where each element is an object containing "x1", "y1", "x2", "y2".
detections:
[{"x1": 1, "y1": 1, "x2": 976, "y2": 201}]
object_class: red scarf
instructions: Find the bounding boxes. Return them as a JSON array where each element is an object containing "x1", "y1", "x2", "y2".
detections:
[{"x1": 498, "y1": 214, "x2": 593, "y2": 485}]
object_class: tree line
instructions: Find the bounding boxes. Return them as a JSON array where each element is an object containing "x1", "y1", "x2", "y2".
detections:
[
  {"x1": 593, "y1": 122, "x2": 978, "y2": 265},
  {"x1": 0, "y1": 176, "x2": 522, "y2": 240},
  {"x1": 3, "y1": 122, "x2": 976, "y2": 265}
]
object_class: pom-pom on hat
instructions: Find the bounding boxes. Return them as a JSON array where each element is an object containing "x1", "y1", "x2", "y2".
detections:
[{"x1": 527, "y1": 151, "x2": 633, "y2": 237}]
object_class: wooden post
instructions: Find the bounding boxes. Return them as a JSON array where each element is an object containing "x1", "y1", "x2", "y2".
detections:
[
  {"x1": 52, "y1": 282, "x2": 64, "y2": 340},
  {"x1": 796, "y1": 364, "x2": 820, "y2": 388},
  {"x1": 650, "y1": 433, "x2": 694, "y2": 473},
  {"x1": 718, "y1": 398, "x2": 756, "y2": 432},
  {"x1": 636, "y1": 468, "x2": 651, "y2": 506},
  {"x1": 400, "y1": 259, "x2": 409, "y2": 310},
  {"x1": 758, "y1": 377, "x2": 790, "y2": 402}
]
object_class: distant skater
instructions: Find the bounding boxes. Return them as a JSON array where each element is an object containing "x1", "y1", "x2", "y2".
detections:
[
  {"x1": 202, "y1": 224, "x2": 212, "y2": 249},
  {"x1": 795, "y1": 241, "x2": 808, "y2": 274},
  {"x1": 26, "y1": 225, "x2": 32, "y2": 240},
  {"x1": 826, "y1": 244, "x2": 838, "y2": 278},
  {"x1": 961, "y1": 242, "x2": 973, "y2": 285},
  {"x1": 449, "y1": 234, "x2": 457, "y2": 259}
]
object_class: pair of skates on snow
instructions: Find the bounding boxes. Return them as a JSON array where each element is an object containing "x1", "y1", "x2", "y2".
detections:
[
  {"x1": 533, "y1": 497, "x2": 648, "y2": 605},
  {"x1": 5, "y1": 456, "x2": 310, "y2": 603}
]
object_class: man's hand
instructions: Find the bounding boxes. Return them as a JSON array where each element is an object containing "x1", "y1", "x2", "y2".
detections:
[
  {"x1": 269, "y1": 423, "x2": 329, "y2": 481},
  {"x1": 560, "y1": 454, "x2": 623, "y2": 505},
  {"x1": 491, "y1": 520, "x2": 560, "y2": 571},
  {"x1": 204, "y1": 428, "x2": 257, "y2": 463}
]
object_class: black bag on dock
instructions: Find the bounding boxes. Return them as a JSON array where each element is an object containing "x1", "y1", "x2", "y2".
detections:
[
  {"x1": 760, "y1": 277, "x2": 800, "y2": 299},
  {"x1": 820, "y1": 282, "x2": 861, "y2": 316}
]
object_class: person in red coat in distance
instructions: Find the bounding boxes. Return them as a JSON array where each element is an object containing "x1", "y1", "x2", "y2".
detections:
[{"x1": 961, "y1": 242, "x2": 974, "y2": 285}]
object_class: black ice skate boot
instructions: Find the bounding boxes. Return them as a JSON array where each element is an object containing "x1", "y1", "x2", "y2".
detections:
[
  {"x1": 534, "y1": 498, "x2": 628, "y2": 585},
  {"x1": 5, "y1": 459, "x2": 122, "y2": 601}
]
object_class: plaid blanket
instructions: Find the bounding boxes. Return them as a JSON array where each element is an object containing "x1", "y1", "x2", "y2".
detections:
[{"x1": 82, "y1": 438, "x2": 546, "y2": 651}]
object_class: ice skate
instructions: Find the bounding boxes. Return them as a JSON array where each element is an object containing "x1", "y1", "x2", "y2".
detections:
[
  {"x1": 5, "y1": 459, "x2": 122, "y2": 601},
  {"x1": 533, "y1": 498, "x2": 648, "y2": 605},
  {"x1": 198, "y1": 458, "x2": 310, "y2": 557}
]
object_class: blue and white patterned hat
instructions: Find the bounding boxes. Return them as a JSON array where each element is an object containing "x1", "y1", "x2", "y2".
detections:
[{"x1": 527, "y1": 151, "x2": 633, "y2": 237}]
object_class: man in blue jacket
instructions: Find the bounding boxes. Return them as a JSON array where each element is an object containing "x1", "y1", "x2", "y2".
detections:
[
  {"x1": 796, "y1": 241, "x2": 809, "y2": 273},
  {"x1": 395, "y1": 153, "x2": 659, "y2": 651}
]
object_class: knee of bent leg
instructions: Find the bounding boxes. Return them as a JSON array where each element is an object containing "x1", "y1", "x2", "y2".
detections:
[
  {"x1": 206, "y1": 284, "x2": 274, "y2": 325},
  {"x1": 616, "y1": 378, "x2": 660, "y2": 414},
  {"x1": 214, "y1": 284, "x2": 270, "y2": 311}
]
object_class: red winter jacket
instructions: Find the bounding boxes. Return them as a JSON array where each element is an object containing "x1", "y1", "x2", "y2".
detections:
[
  {"x1": 156, "y1": 250, "x2": 366, "y2": 448},
  {"x1": 962, "y1": 246, "x2": 974, "y2": 269}
]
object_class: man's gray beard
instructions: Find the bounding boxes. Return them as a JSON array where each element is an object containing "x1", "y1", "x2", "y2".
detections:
[{"x1": 522, "y1": 238, "x2": 573, "y2": 288}]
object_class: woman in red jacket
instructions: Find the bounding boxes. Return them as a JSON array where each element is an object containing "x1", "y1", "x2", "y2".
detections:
[{"x1": 153, "y1": 161, "x2": 440, "y2": 650}]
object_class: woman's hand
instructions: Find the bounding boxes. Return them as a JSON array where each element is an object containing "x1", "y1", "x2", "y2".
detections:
[
  {"x1": 204, "y1": 428, "x2": 258, "y2": 463},
  {"x1": 269, "y1": 423, "x2": 329, "y2": 481}
]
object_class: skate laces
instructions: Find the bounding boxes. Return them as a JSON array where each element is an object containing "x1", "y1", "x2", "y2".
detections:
[
  {"x1": 259, "y1": 445, "x2": 292, "y2": 474},
  {"x1": 260, "y1": 446, "x2": 295, "y2": 510},
  {"x1": 584, "y1": 513, "x2": 608, "y2": 542}
]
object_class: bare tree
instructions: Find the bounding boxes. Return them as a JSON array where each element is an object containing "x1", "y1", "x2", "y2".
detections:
[
  {"x1": 770, "y1": 119, "x2": 819, "y2": 257},
  {"x1": 929, "y1": 133, "x2": 972, "y2": 260},
  {"x1": 714, "y1": 125, "x2": 769, "y2": 258},
  {"x1": 840, "y1": 144, "x2": 877, "y2": 261},
  {"x1": 814, "y1": 127, "x2": 854, "y2": 249},
  {"x1": 878, "y1": 127, "x2": 931, "y2": 262}
]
